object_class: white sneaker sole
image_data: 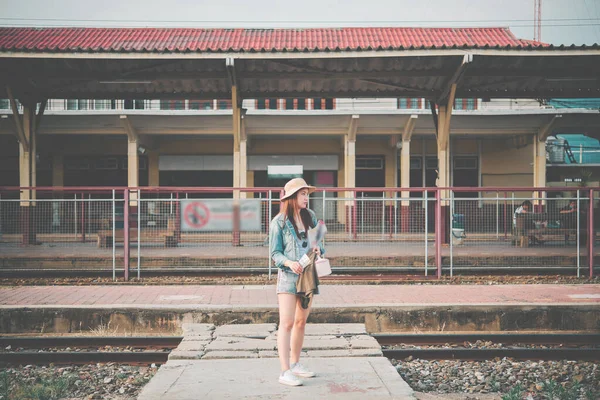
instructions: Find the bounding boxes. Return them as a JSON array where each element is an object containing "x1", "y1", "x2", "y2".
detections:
[
  {"x1": 292, "y1": 371, "x2": 316, "y2": 378},
  {"x1": 279, "y1": 377, "x2": 303, "y2": 386}
]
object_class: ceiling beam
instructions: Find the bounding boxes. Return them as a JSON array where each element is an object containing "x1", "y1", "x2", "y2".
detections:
[
  {"x1": 6, "y1": 86, "x2": 28, "y2": 151},
  {"x1": 120, "y1": 115, "x2": 139, "y2": 142},
  {"x1": 402, "y1": 115, "x2": 419, "y2": 142},
  {"x1": 538, "y1": 114, "x2": 563, "y2": 141},
  {"x1": 347, "y1": 115, "x2": 359, "y2": 141},
  {"x1": 437, "y1": 54, "x2": 473, "y2": 105}
]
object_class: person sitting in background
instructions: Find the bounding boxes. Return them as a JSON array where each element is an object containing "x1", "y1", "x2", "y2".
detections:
[{"x1": 513, "y1": 200, "x2": 545, "y2": 245}]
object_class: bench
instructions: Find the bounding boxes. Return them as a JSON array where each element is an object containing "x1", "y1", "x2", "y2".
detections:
[
  {"x1": 97, "y1": 218, "x2": 178, "y2": 248},
  {"x1": 514, "y1": 214, "x2": 582, "y2": 247}
]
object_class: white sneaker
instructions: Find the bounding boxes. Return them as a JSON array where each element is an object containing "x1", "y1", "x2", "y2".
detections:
[
  {"x1": 291, "y1": 362, "x2": 316, "y2": 378},
  {"x1": 279, "y1": 369, "x2": 303, "y2": 386}
]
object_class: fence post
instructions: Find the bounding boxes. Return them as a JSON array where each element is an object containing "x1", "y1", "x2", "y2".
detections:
[
  {"x1": 589, "y1": 189, "x2": 594, "y2": 279},
  {"x1": 577, "y1": 190, "x2": 580, "y2": 278},
  {"x1": 137, "y1": 189, "x2": 141, "y2": 280},
  {"x1": 112, "y1": 189, "x2": 116, "y2": 282},
  {"x1": 175, "y1": 192, "x2": 181, "y2": 243},
  {"x1": 449, "y1": 189, "x2": 454, "y2": 277},
  {"x1": 124, "y1": 189, "x2": 130, "y2": 281},
  {"x1": 80, "y1": 192, "x2": 86, "y2": 243},
  {"x1": 424, "y1": 191, "x2": 428, "y2": 277},
  {"x1": 353, "y1": 191, "x2": 358, "y2": 240},
  {"x1": 435, "y1": 189, "x2": 442, "y2": 279},
  {"x1": 268, "y1": 190, "x2": 272, "y2": 280}
]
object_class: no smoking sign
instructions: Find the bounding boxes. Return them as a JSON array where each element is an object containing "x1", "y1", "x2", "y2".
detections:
[{"x1": 183, "y1": 202, "x2": 210, "y2": 229}]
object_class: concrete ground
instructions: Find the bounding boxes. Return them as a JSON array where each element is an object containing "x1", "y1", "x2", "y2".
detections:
[{"x1": 138, "y1": 323, "x2": 416, "y2": 399}]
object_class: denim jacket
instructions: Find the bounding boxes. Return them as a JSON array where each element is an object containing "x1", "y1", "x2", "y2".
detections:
[{"x1": 269, "y1": 209, "x2": 326, "y2": 271}]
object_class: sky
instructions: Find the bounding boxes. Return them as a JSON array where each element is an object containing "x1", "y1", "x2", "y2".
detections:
[{"x1": 0, "y1": 0, "x2": 599, "y2": 45}]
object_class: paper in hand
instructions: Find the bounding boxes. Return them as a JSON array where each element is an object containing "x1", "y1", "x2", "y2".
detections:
[{"x1": 308, "y1": 220, "x2": 327, "y2": 248}]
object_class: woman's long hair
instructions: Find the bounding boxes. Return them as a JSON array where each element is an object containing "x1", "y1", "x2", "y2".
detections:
[{"x1": 280, "y1": 193, "x2": 314, "y2": 237}]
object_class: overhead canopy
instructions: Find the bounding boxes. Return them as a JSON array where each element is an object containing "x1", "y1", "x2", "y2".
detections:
[{"x1": 0, "y1": 27, "x2": 600, "y2": 103}]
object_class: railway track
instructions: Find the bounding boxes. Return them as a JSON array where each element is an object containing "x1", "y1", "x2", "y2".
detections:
[
  {"x1": 0, "y1": 336, "x2": 182, "y2": 366},
  {"x1": 373, "y1": 333, "x2": 600, "y2": 361},
  {"x1": 2, "y1": 333, "x2": 599, "y2": 365}
]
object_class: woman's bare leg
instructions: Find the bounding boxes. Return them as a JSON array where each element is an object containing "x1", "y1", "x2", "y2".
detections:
[
  {"x1": 290, "y1": 297, "x2": 312, "y2": 364},
  {"x1": 277, "y1": 294, "x2": 297, "y2": 372}
]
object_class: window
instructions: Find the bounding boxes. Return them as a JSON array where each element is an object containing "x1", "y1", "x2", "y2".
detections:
[
  {"x1": 65, "y1": 157, "x2": 90, "y2": 170},
  {"x1": 313, "y1": 98, "x2": 323, "y2": 110},
  {"x1": 285, "y1": 99, "x2": 294, "y2": 110},
  {"x1": 397, "y1": 98, "x2": 423, "y2": 109},
  {"x1": 189, "y1": 100, "x2": 214, "y2": 110},
  {"x1": 95, "y1": 157, "x2": 119, "y2": 170},
  {"x1": 324, "y1": 98, "x2": 334, "y2": 110},
  {"x1": 217, "y1": 99, "x2": 232, "y2": 110},
  {"x1": 66, "y1": 99, "x2": 78, "y2": 110},
  {"x1": 160, "y1": 100, "x2": 185, "y2": 110},
  {"x1": 268, "y1": 98, "x2": 278, "y2": 110},
  {"x1": 410, "y1": 157, "x2": 422, "y2": 169},
  {"x1": 297, "y1": 98, "x2": 306, "y2": 110},
  {"x1": 454, "y1": 98, "x2": 477, "y2": 110},
  {"x1": 425, "y1": 157, "x2": 438, "y2": 170},
  {"x1": 256, "y1": 99, "x2": 266, "y2": 109},
  {"x1": 453, "y1": 156, "x2": 478, "y2": 169},
  {"x1": 356, "y1": 156, "x2": 384, "y2": 170},
  {"x1": 0, "y1": 99, "x2": 8, "y2": 109}
]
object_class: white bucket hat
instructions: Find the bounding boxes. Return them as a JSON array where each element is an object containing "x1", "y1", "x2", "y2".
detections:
[{"x1": 280, "y1": 178, "x2": 316, "y2": 200}]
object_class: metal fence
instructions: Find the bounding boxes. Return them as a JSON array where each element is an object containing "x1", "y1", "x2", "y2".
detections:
[{"x1": 0, "y1": 186, "x2": 595, "y2": 280}]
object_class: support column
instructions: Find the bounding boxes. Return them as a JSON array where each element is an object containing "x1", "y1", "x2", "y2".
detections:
[
  {"x1": 533, "y1": 115, "x2": 560, "y2": 212},
  {"x1": 399, "y1": 115, "x2": 417, "y2": 233},
  {"x1": 231, "y1": 84, "x2": 242, "y2": 245},
  {"x1": 19, "y1": 106, "x2": 36, "y2": 244},
  {"x1": 148, "y1": 151, "x2": 159, "y2": 187},
  {"x1": 400, "y1": 139, "x2": 411, "y2": 232},
  {"x1": 436, "y1": 96, "x2": 455, "y2": 245},
  {"x1": 52, "y1": 154, "x2": 64, "y2": 187},
  {"x1": 121, "y1": 115, "x2": 139, "y2": 209},
  {"x1": 127, "y1": 141, "x2": 139, "y2": 207},
  {"x1": 344, "y1": 116, "x2": 358, "y2": 237}
]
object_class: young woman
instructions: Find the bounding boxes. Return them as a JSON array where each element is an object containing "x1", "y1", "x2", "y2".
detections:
[{"x1": 269, "y1": 177, "x2": 325, "y2": 386}]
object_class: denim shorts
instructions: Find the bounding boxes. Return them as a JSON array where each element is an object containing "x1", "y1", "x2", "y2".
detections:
[
  {"x1": 276, "y1": 268, "x2": 299, "y2": 294},
  {"x1": 276, "y1": 268, "x2": 320, "y2": 296}
]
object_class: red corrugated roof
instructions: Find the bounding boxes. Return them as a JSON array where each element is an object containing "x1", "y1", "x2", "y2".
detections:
[{"x1": 0, "y1": 27, "x2": 547, "y2": 53}]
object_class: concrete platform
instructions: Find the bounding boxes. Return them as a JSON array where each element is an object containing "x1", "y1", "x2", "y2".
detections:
[
  {"x1": 0, "y1": 284, "x2": 599, "y2": 334},
  {"x1": 138, "y1": 357, "x2": 415, "y2": 400},
  {"x1": 138, "y1": 323, "x2": 415, "y2": 399}
]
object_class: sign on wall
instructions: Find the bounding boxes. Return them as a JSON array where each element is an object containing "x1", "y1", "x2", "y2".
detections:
[{"x1": 180, "y1": 199, "x2": 261, "y2": 232}]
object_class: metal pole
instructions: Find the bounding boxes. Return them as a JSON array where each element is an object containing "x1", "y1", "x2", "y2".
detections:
[
  {"x1": 435, "y1": 189, "x2": 442, "y2": 279},
  {"x1": 424, "y1": 190, "x2": 428, "y2": 277},
  {"x1": 112, "y1": 189, "x2": 116, "y2": 282},
  {"x1": 80, "y1": 192, "x2": 85, "y2": 243},
  {"x1": 589, "y1": 189, "x2": 594, "y2": 279},
  {"x1": 394, "y1": 194, "x2": 398, "y2": 236},
  {"x1": 496, "y1": 192, "x2": 499, "y2": 239},
  {"x1": 361, "y1": 192, "x2": 364, "y2": 235},
  {"x1": 322, "y1": 189, "x2": 326, "y2": 222},
  {"x1": 353, "y1": 191, "x2": 358, "y2": 240},
  {"x1": 74, "y1": 193, "x2": 77, "y2": 237},
  {"x1": 450, "y1": 189, "x2": 454, "y2": 278},
  {"x1": 577, "y1": 190, "x2": 580, "y2": 278},
  {"x1": 504, "y1": 192, "x2": 508, "y2": 240},
  {"x1": 137, "y1": 189, "x2": 141, "y2": 280},
  {"x1": 124, "y1": 189, "x2": 130, "y2": 281},
  {"x1": 381, "y1": 195, "x2": 385, "y2": 238},
  {"x1": 268, "y1": 190, "x2": 272, "y2": 279}
]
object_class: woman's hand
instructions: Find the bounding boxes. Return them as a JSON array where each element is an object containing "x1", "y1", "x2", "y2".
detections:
[
  {"x1": 312, "y1": 246, "x2": 321, "y2": 257},
  {"x1": 289, "y1": 261, "x2": 303, "y2": 274}
]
